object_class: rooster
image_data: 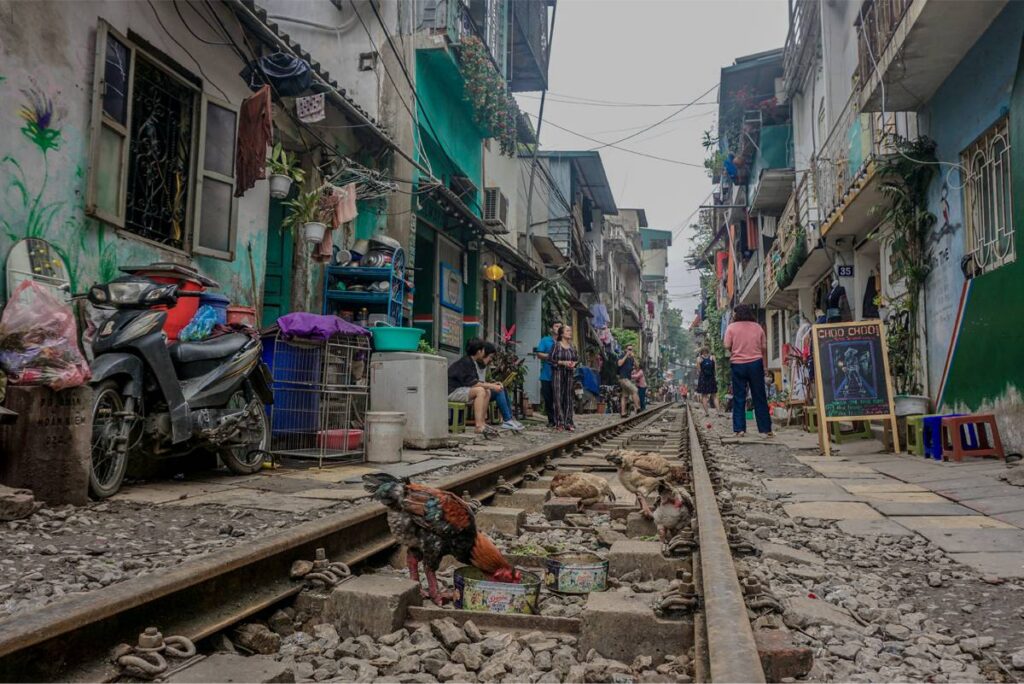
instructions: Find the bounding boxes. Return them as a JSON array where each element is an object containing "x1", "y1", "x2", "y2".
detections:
[
  {"x1": 652, "y1": 480, "x2": 694, "y2": 543},
  {"x1": 362, "y1": 473, "x2": 521, "y2": 605},
  {"x1": 607, "y1": 450, "x2": 689, "y2": 519},
  {"x1": 546, "y1": 472, "x2": 617, "y2": 508}
]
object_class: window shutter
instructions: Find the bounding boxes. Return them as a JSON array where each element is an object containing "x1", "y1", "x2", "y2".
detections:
[
  {"x1": 85, "y1": 20, "x2": 133, "y2": 228},
  {"x1": 193, "y1": 94, "x2": 239, "y2": 259}
]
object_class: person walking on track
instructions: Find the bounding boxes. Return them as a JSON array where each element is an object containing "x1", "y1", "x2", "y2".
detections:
[{"x1": 696, "y1": 347, "x2": 717, "y2": 416}]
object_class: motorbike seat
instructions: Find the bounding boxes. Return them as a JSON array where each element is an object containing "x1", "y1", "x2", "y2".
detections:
[{"x1": 169, "y1": 333, "x2": 250, "y2": 364}]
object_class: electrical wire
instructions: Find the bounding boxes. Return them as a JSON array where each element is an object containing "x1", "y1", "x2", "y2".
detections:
[
  {"x1": 171, "y1": 0, "x2": 232, "y2": 46},
  {"x1": 532, "y1": 115, "x2": 707, "y2": 168},
  {"x1": 520, "y1": 91, "x2": 721, "y2": 108},
  {"x1": 146, "y1": 0, "x2": 230, "y2": 100},
  {"x1": 587, "y1": 83, "x2": 719, "y2": 152}
]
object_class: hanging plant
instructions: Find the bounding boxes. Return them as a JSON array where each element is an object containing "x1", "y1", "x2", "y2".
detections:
[
  {"x1": 774, "y1": 227, "x2": 808, "y2": 290},
  {"x1": 457, "y1": 36, "x2": 521, "y2": 156}
]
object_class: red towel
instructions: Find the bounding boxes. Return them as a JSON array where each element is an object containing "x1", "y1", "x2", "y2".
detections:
[{"x1": 235, "y1": 85, "x2": 272, "y2": 198}]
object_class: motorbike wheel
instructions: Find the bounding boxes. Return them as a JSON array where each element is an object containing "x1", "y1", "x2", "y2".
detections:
[
  {"x1": 219, "y1": 390, "x2": 269, "y2": 475},
  {"x1": 89, "y1": 379, "x2": 131, "y2": 499}
]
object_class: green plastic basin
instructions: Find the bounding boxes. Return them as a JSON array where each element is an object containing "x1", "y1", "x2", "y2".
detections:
[{"x1": 370, "y1": 326, "x2": 424, "y2": 351}]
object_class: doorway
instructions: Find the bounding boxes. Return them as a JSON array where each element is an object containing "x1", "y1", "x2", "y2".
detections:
[{"x1": 262, "y1": 199, "x2": 294, "y2": 328}]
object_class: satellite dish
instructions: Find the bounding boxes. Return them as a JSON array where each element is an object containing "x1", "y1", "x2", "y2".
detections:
[{"x1": 5, "y1": 238, "x2": 71, "y2": 303}]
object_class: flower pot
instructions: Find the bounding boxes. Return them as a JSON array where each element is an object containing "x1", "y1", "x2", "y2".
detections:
[
  {"x1": 302, "y1": 221, "x2": 327, "y2": 244},
  {"x1": 269, "y1": 174, "x2": 293, "y2": 199},
  {"x1": 877, "y1": 306, "x2": 888, "y2": 321},
  {"x1": 894, "y1": 394, "x2": 930, "y2": 417},
  {"x1": 596, "y1": 401, "x2": 606, "y2": 415}
]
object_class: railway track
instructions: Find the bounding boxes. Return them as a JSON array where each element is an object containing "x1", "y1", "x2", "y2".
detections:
[{"x1": 0, "y1": 404, "x2": 767, "y2": 682}]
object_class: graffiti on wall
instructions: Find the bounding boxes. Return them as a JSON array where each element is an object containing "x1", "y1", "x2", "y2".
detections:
[{"x1": 1, "y1": 78, "x2": 118, "y2": 295}]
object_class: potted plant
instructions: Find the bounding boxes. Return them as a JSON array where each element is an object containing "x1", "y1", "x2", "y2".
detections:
[
  {"x1": 281, "y1": 188, "x2": 327, "y2": 243},
  {"x1": 873, "y1": 294, "x2": 888, "y2": 321},
  {"x1": 267, "y1": 143, "x2": 305, "y2": 199}
]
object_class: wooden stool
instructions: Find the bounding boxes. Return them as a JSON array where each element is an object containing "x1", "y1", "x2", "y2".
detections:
[
  {"x1": 941, "y1": 414, "x2": 1004, "y2": 461},
  {"x1": 805, "y1": 406, "x2": 820, "y2": 434},
  {"x1": 904, "y1": 415, "x2": 925, "y2": 456},
  {"x1": 829, "y1": 420, "x2": 874, "y2": 444},
  {"x1": 448, "y1": 402, "x2": 467, "y2": 433}
]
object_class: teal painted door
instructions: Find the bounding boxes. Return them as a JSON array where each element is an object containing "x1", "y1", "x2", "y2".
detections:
[{"x1": 262, "y1": 199, "x2": 293, "y2": 327}]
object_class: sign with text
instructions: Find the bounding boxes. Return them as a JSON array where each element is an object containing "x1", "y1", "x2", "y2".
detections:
[{"x1": 811, "y1": 320, "x2": 899, "y2": 457}]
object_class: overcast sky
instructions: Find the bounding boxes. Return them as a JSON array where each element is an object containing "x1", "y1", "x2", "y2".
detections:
[{"x1": 516, "y1": 0, "x2": 789, "y2": 322}]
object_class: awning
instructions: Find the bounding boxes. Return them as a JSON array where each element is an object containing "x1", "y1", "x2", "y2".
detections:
[
  {"x1": 530, "y1": 235, "x2": 568, "y2": 265},
  {"x1": 483, "y1": 236, "x2": 543, "y2": 282}
]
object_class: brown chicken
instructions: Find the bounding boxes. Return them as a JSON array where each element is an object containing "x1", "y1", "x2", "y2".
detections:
[
  {"x1": 546, "y1": 472, "x2": 617, "y2": 507},
  {"x1": 607, "y1": 450, "x2": 688, "y2": 518}
]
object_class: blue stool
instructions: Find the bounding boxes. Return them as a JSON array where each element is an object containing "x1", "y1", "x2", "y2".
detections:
[{"x1": 922, "y1": 413, "x2": 975, "y2": 460}]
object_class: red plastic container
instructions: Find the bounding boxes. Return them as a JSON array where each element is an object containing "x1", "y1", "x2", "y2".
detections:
[
  {"x1": 149, "y1": 276, "x2": 204, "y2": 341},
  {"x1": 316, "y1": 429, "x2": 364, "y2": 451},
  {"x1": 227, "y1": 305, "x2": 257, "y2": 328}
]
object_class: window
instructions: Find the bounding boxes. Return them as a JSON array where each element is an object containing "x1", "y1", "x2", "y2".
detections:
[
  {"x1": 961, "y1": 117, "x2": 1014, "y2": 275},
  {"x1": 771, "y1": 311, "x2": 783, "y2": 362},
  {"x1": 86, "y1": 21, "x2": 239, "y2": 259}
]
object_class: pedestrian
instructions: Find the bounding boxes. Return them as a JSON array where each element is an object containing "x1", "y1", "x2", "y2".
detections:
[
  {"x1": 631, "y1": 366, "x2": 648, "y2": 410},
  {"x1": 550, "y1": 324, "x2": 578, "y2": 431},
  {"x1": 616, "y1": 344, "x2": 642, "y2": 417},
  {"x1": 535, "y1": 319, "x2": 561, "y2": 428},
  {"x1": 696, "y1": 347, "x2": 717, "y2": 416},
  {"x1": 723, "y1": 304, "x2": 773, "y2": 437}
]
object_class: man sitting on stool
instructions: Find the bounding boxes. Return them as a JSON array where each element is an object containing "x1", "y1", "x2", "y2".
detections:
[{"x1": 447, "y1": 338, "x2": 524, "y2": 433}]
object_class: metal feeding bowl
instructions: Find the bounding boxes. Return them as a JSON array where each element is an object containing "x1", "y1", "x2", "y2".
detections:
[
  {"x1": 544, "y1": 552, "x2": 608, "y2": 594},
  {"x1": 453, "y1": 567, "x2": 541, "y2": 614}
]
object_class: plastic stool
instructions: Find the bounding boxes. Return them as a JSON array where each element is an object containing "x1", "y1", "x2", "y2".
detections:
[
  {"x1": 941, "y1": 414, "x2": 1004, "y2": 461},
  {"x1": 805, "y1": 406, "x2": 820, "y2": 434},
  {"x1": 922, "y1": 413, "x2": 962, "y2": 460},
  {"x1": 830, "y1": 420, "x2": 874, "y2": 443},
  {"x1": 904, "y1": 415, "x2": 925, "y2": 456},
  {"x1": 448, "y1": 402, "x2": 467, "y2": 433}
]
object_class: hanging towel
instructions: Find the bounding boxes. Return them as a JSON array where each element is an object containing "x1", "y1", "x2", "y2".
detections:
[
  {"x1": 337, "y1": 182, "x2": 358, "y2": 225},
  {"x1": 235, "y1": 85, "x2": 272, "y2": 198},
  {"x1": 296, "y1": 93, "x2": 325, "y2": 123},
  {"x1": 312, "y1": 226, "x2": 334, "y2": 263}
]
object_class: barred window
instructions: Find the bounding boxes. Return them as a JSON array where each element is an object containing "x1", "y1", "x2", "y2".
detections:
[{"x1": 961, "y1": 117, "x2": 1014, "y2": 275}]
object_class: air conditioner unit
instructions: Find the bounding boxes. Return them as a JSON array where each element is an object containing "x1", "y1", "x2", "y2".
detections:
[{"x1": 483, "y1": 187, "x2": 509, "y2": 232}]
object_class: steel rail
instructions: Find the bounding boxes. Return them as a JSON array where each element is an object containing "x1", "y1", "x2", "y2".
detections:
[
  {"x1": 688, "y1": 406, "x2": 766, "y2": 683},
  {"x1": 0, "y1": 405, "x2": 667, "y2": 681}
]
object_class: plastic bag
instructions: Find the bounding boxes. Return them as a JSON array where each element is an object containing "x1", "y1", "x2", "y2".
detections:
[
  {"x1": 180, "y1": 305, "x2": 218, "y2": 342},
  {"x1": 0, "y1": 280, "x2": 91, "y2": 390}
]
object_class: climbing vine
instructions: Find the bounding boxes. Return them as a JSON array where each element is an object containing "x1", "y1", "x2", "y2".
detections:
[
  {"x1": 458, "y1": 36, "x2": 519, "y2": 156},
  {"x1": 870, "y1": 135, "x2": 938, "y2": 395}
]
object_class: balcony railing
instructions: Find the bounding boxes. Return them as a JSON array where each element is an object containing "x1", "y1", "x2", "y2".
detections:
[
  {"x1": 856, "y1": 0, "x2": 914, "y2": 91},
  {"x1": 446, "y1": 0, "x2": 507, "y2": 76},
  {"x1": 812, "y1": 89, "x2": 918, "y2": 228},
  {"x1": 783, "y1": 0, "x2": 820, "y2": 98},
  {"x1": 509, "y1": 0, "x2": 550, "y2": 92},
  {"x1": 764, "y1": 171, "x2": 817, "y2": 302},
  {"x1": 605, "y1": 219, "x2": 643, "y2": 271}
]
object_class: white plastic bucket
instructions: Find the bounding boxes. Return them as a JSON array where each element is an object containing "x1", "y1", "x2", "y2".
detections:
[{"x1": 365, "y1": 411, "x2": 406, "y2": 463}]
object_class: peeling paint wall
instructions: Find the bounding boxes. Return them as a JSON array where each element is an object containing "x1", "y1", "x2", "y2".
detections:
[{"x1": 0, "y1": 1, "x2": 270, "y2": 307}]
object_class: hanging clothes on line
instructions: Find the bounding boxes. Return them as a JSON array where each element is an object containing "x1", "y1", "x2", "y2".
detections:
[
  {"x1": 235, "y1": 85, "x2": 272, "y2": 198},
  {"x1": 296, "y1": 93, "x2": 325, "y2": 123}
]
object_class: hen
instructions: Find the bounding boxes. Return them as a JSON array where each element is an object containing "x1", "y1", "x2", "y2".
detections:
[
  {"x1": 607, "y1": 450, "x2": 688, "y2": 518},
  {"x1": 652, "y1": 480, "x2": 694, "y2": 543},
  {"x1": 546, "y1": 472, "x2": 617, "y2": 507},
  {"x1": 362, "y1": 473, "x2": 520, "y2": 605}
]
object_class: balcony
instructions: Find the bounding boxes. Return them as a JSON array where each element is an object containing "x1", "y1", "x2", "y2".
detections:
[
  {"x1": 812, "y1": 89, "x2": 918, "y2": 241},
  {"x1": 856, "y1": 0, "x2": 1007, "y2": 112},
  {"x1": 783, "y1": 0, "x2": 820, "y2": 98},
  {"x1": 508, "y1": 0, "x2": 552, "y2": 92},
  {"x1": 763, "y1": 171, "x2": 827, "y2": 307},
  {"x1": 605, "y1": 219, "x2": 643, "y2": 272},
  {"x1": 445, "y1": 0, "x2": 507, "y2": 76}
]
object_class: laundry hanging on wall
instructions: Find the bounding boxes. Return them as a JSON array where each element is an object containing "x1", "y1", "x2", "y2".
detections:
[
  {"x1": 235, "y1": 85, "x2": 272, "y2": 197},
  {"x1": 241, "y1": 53, "x2": 313, "y2": 97},
  {"x1": 296, "y1": 93, "x2": 325, "y2": 123}
]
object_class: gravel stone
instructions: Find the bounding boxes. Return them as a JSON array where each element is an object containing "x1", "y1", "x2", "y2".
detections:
[{"x1": 430, "y1": 619, "x2": 469, "y2": 650}]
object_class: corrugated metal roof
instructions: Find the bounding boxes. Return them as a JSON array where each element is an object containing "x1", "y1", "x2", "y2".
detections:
[{"x1": 535, "y1": 150, "x2": 617, "y2": 213}]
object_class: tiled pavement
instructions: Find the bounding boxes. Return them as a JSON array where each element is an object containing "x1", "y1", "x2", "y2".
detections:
[{"x1": 730, "y1": 426, "x2": 1024, "y2": 579}]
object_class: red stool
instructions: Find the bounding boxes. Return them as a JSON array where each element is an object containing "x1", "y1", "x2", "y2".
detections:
[{"x1": 940, "y1": 414, "x2": 1005, "y2": 461}]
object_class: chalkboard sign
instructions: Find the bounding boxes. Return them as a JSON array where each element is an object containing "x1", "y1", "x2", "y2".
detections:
[{"x1": 811, "y1": 320, "x2": 899, "y2": 456}]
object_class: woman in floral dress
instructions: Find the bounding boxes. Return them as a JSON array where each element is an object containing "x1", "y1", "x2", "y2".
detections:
[{"x1": 550, "y1": 324, "x2": 579, "y2": 431}]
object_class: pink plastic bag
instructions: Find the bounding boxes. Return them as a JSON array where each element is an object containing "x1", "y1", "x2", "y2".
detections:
[{"x1": 0, "y1": 280, "x2": 91, "y2": 390}]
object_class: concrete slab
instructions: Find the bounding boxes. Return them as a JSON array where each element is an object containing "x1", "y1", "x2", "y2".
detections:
[
  {"x1": 493, "y1": 489, "x2": 548, "y2": 513},
  {"x1": 111, "y1": 482, "x2": 232, "y2": 505},
  {"x1": 855, "y1": 492, "x2": 947, "y2": 503},
  {"x1": 579, "y1": 590, "x2": 693, "y2": 665},
  {"x1": 992, "y1": 511, "x2": 1024, "y2": 528},
  {"x1": 608, "y1": 540, "x2": 688, "y2": 580},
  {"x1": 961, "y1": 495, "x2": 1024, "y2": 516},
  {"x1": 914, "y1": 528, "x2": 1024, "y2": 553},
  {"x1": 165, "y1": 488, "x2": 338, "y2": 513},
  {"x1": 321, "y1": 575, "x2": 422, "y2": 638},
  {"x1": 781, "y1": 492, "x2": 871, "y2": 503},
  {"x1": 836, "y1": 519, "x2": 914, "y2": 537},
  {"x1": 167, "y1": 654, "x2": 293, "y2": 683},
  {"x1": 763, "y1": 478, "x2": 847, "y2": 494},
  {"x1": 868, "y1": 501, "x2": 976, "y2": 517},
  {"x1": 782, "y1": 502, "x2": 883, "y2": 520},
  {"x1": 276, "y1": 465, "x2": 377, "y2": 483},
  {"x1": 289, "y1": 488, "x2": 368, "y2": 501},
  {"x1": 806, "y1": 465, "x2": 884, "y2": 479},
  {"x1": 475, "y1": 507, "x2": 525, "y2": 536},
  {"x1": 841, "y1": 482, "x2": 928, "y2": 493},
  {"x1": 934, "y1": 484, "x2": 1024, "y2": 502},
  {"x1": 344, "y1": 457, "x2": 478, "y2": 483},
  {"x1": 927, "y1": 478, "x2": 1003, "y2": 495},
  {"x1": 947, "y1": 552, "x2": 1024, "y2": 579},
  {"x1": 871, "y1": 462, "x2": 955, "y2": 481},
  {"x1": 892, "y1": 516, "x2": 1015, "y2": 531},
  {"x1": 238, "y1": 477, "x2": 325, "y2": 494}
]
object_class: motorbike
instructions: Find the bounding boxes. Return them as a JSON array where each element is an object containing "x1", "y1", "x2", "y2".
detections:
[{"x1": 86, "y1": 275, "x2": 273, "y2": 498}]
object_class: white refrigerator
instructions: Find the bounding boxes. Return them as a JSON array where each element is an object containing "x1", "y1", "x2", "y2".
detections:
[{"x1": 369, "y1": 352, "x2": 449, "y2": 449}]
